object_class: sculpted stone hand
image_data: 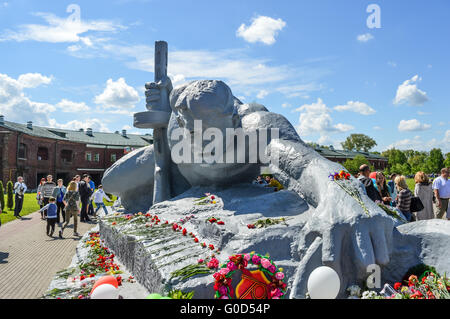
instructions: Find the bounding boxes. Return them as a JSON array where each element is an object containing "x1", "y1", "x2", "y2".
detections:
[{"x1": 145, "y1": 76, "x2": 173, "y2": 111}]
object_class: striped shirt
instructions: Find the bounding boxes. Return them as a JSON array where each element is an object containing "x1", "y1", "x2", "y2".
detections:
[{"x1": 397, "y1": 189, "x2": 412, "y2": 212}]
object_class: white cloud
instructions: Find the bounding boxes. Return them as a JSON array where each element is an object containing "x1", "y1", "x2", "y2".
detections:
[
  {"x1": 276, "y1": 83, "x2": 323, "y2": 98},
  {"x1": 398, "y1": 119, "x2": 431, "y2": 132},
  {"x1": 334, "y1": 101, "x2": 376, "y2": 115},
  {"x1": 417, "y1": 111, "x2": 430, "y2": 115},
  {"x1": 0, "y1": 73, "x2": 54, "y2": 125},
  {"x1": 357, "y1": 33, "x2": 374, "y2": 42},
  {"x1": 387, "y1": 61, "x2": 397, "y2": 67},
  {"x1": 373, "y1": 126, "x2": 382, "y2": 131},
  {"x1": 394, "y1": 75, "x2": 429, "y2": 106},
  {"x1": 17, "y1": 73, "x2": 53, "y2": 88},
  {"x1": 0, "y1": 8, "x2": 124, "y2": 45},
  {"x1": 94, "y1": 44, "x2": 328, "y2": 99},
  {"x1": 386, "y1": 130, "x2": 450, "y2": 152},
  {"x1": 294, "y1": 98, "x2": 354, "y2": 137},
  {"x1": 256, "y1": 89, "x2": 269, "y2": 99},
  {"x1": 94, "y1": 78, "x2": 140, "y2": 110},
  {"x1": 281, "y1": 103, "x2": 291, "y2": 108},
  {"x1": 48, "y1": 118, "x2": 111, "y2": 133},
  {"x1": 236, "y1": 15, "x2": 286, "y2": 45},
  {"x1": 56, "y1": 99, "x2": 90, "y2": 112}
]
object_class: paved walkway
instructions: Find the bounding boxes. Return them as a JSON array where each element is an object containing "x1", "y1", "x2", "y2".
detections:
[{"x1": 0, "y1": 212, "x2": 96, "y2": 299}]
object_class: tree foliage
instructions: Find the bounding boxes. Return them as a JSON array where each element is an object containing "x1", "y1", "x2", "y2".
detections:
[
  {"x1": 342, "y1": 155, "x2": 372, "y2": 175},
  {"x1": 341, "y1": 134, "x2": 377, "y2": 152},
  {"x1": 383, "y1": 148, "x2": 447, "y2": 175}
]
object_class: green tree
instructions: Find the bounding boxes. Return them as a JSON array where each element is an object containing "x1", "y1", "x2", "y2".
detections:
[
  {"x1": 342, "y1": 155, "x2": 372, "y2": 175},
  {"x1": 408, "y1": 153, "x2": 428, "y2": 174},
  {"x1": 0, "y1": 181, "x2": 5, "y2": 211},
  {"x1": 444, "y1": 152, "x2": 450, "y2": 168},
  {"x1": 6, "y1": 181, "x2": 14, "y2": 210},
  {"x1": 341, "y1": 134, "x2": 377, "y2": 152},
  {"x1": 426, "y1": 148, "x2": 444, "y2": 174},
  {"x1": 382, "y1": 148, "x2": 407, "y2": 173}
]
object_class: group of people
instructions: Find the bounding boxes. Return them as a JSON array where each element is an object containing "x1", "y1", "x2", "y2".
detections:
[
  {"x1": 357, "y1": 165, "x2": 450, "y2": 222},
  {"x1": 253, "y1": 175, "x2": 284, "y2": 191},
  {"x1": 8, "y1": 174, "x2": 111, "y2": 238}
]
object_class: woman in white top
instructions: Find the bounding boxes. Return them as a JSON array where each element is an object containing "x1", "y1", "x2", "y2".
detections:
[{"x1": 414, "y1": 171, "x2": 434, "y2": 220}]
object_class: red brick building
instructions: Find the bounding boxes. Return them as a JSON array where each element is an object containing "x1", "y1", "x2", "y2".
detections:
[{"x1": 0, "y1": 116, "x2": 152, "y2": 189}]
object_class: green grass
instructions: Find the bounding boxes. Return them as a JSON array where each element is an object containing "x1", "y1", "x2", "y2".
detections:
[
  {"x1": 387, "y1": 178, "x2": 415, "y2": 192},
  {"x1": 1, "y1": 193, "x2": 40, "y2": 225},
  {"x1": 0, "y1": 193, "x2": 117, "y2": 225}
]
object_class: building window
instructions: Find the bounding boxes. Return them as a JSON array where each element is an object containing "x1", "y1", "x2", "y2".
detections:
[
  {"x1": 86, "y1": 152, "x2": 92, "y2": 161},
  {"x1": 37, "y1": 147, "x2": 49, "y2": 161},
  {"x1": 111, "y1": 154, "x2": 117, "y2": 162},
  {"x1": 18, "y1": 143, "x2": 27, "y2": 159},
  {"x1": 61, "y1": 150, "x2": 73, "y2": 163},
  {"x1": 94, "y1": 153, "x2": 100, "y2": 162}
]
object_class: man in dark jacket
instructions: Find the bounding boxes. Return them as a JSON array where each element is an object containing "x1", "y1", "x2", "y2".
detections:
[
  {"x1": 79, "y1": 174, "x2": 93, "y2": 222},
  {"x1": 358, "y1": 164, "x2": 382, "y2": 203}
]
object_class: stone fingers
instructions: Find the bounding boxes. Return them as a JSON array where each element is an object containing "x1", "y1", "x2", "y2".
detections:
[
  {"x1": 145, "y1": 82, "x2": 158, "y2": 90},
  {"x1": 145, "y1": 89, "x2": 160, "y2": 97},
  {"x1": 321, "y1": 227, "x2": 344, "y2": 266},
  {"x1": 369, "y1": 224, "x2": 391, "y2": 266},
  {"x1": 351, "y1": 225, "x2": 375, "y2": 269}
]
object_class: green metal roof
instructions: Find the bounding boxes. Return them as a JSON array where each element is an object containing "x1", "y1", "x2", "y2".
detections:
[
  {"x1": 0, "y1": 120, "x2": 152, "y2": 147},
  {"x1": 314, "y1": 147, "x2": 387, "y2": 160}
]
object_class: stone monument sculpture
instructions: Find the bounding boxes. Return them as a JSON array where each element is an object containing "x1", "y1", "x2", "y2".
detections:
[{"x1": 102, "y1": 41, "x2": 450, "y2": 298}]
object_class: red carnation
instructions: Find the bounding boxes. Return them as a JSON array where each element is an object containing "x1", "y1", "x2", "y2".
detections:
[
  {"x1": 211, "y1": 195, "x2": 215, "y2": 200},
  {"x1": 194, "y1": 238, "x2": 199, "y2": 243},
  {"x1": 217, "y1": 221, "x2": 224, "y2": 225},
  {"x1": 209, "y1": 218, "x2": 217, "y2": 223},
  {"x1": 247, "y1": 224, "x2": 255, "y2": 229},
  {"x1": 182, "y1": 228, "x2": 187, "y2": 236},
  {"x1": 209, "y1": 244, "x2": 215, "y2": 250},
  {"x1": 393, "y1": 282, "x2": 402, "y2": 290}
]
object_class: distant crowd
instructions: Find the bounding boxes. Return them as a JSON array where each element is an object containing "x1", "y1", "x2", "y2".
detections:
[
  {"x1": 0, "y1": 174, "x2": 112, "y2": 238},
  {"x1": 357, "y1": 165, "x2": 449, "y2": 222},
  {"x1": 252, "y1": 166, "x2": 450, "y2": 223}
]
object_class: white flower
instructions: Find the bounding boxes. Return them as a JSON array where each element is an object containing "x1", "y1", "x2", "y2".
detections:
[
  {"x1": 361, "y1": 290, "x2": 379, "y2": 299},
  {"x1": 347, "y1": 285, "x2": 362, "y2": 297}
]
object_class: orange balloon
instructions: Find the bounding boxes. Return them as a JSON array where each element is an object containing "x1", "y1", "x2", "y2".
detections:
[{"x1": 92, "y1": 276, "x2": 119, "y2": 292}]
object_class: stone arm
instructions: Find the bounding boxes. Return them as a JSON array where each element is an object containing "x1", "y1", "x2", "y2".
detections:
[
  {"x1": 102, "y1": 146, "x2": 155, "y2": 213},
  {"x1": 242, "y1": 110, "x2": 395, "y2": 295}
]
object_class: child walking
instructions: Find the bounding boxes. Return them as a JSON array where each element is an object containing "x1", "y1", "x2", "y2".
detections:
[
  {"x1": 93, "y1": 185, "x2": 112, "y2": 216},
  {"x1": 39, "y1": 197, "x2": 58, "y2": 237}
]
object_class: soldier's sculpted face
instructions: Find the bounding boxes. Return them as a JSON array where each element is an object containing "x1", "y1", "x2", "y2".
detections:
[{"x1": 168, "y1": 80, "x2": 258, "y2": 186}]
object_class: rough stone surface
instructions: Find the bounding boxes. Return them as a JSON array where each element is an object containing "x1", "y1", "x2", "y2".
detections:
[
  {"x1": 102, "y1": 145, "x2": 155, "y2": 213},
  {"x1": 101, "y1": 79, "x2": 450, "y2": 298},
  {"x1": 381, "y1": 220, "x2": 450, "y2": 284}
]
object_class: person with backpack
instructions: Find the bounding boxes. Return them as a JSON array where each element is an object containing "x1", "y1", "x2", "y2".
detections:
[
  {"x1": 38, "y1": 197, "x2": 58, "y2": 237},
  {"x1": 78, "y1": 174, "x2": 93, "y2": 223},
  {"x1": 41, "y1": 175, "x2": 56, "y2": 219},
  {"x1": 52, "y1": 179, "x2": 67, "y2": 224},
  {"x1": 59, "y1": 181, "x2": 80, "y2": 238}
]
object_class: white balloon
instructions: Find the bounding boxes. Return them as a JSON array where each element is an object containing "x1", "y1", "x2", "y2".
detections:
[
  {"x1": 307, "y1": 266, "x2": 341, "y2": 299},
  {"x1": 90, "y1": 284, "x2": 119, "y2": 299}
]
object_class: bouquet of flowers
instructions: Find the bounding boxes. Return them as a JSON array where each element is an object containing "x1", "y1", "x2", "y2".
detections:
[
  {"x1": 194, "y1": 193, "x2": 217, "y2": 205},
  {"x1": 328, "y1": 170, "x2": 370, "y2": 217}
]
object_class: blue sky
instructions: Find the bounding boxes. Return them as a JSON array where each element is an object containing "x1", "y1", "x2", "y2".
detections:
[{"x1": 0, "y1": 0, "x2": 448, "y2": 152}]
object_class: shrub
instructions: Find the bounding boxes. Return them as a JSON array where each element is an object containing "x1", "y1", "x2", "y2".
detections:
[
  {"x1": 6, "y1": 181, "x2": 14, "y2": 210},
  {"x1": 0, "y1": 180, "x2": 4, "y2": 210}
]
